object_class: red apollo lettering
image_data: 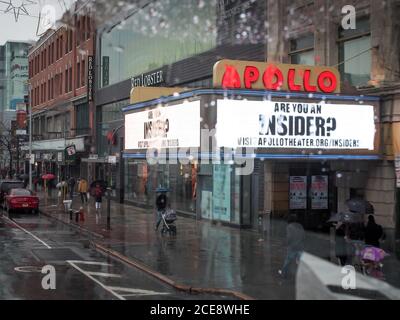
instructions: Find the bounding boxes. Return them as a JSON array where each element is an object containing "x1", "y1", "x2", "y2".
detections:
[
  {"x1": 288, "y1": 69, "x2": 302, "y2": 91},
  {"x1": 318, "y1": 71, "x2": 337, "y2": 93},
  {"x1": 244, "y1": 66, "x2": 260, "y2": 89},
  {"x1": 303, "y1": 70, "x2": 317, "y2": 92},
  {"x1": 219, "y1": 63, "x2": 338, "y2": 93},
  {"x1": 221, "y1": 65, "x2": 241, "y2": 89},
  {"x1": 263, "y1": 65, "x2": 284, "y2": 90}
]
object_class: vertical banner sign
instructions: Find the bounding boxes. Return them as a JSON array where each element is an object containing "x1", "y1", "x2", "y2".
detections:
[
  {"x1": 213, "y1": 164, "x2": 231, "y2": 222},
  {"x1": 102, "y1": 56, "x2": 109, "y2": 87},
  {"x1": 395, "y1": 155, "x2": 400, "y2": 188},
  {"x1": 311, "y1": 176, "x2": 329, "y2": 209},
  {"x1": 290, "y1": 176, "x2": 307, "y2": 209},
  {"x1": 87, "y1": 56, "x2": 94, "y2": 101}
]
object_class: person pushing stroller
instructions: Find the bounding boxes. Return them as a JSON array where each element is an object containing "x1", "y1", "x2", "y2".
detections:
[{"x1": 155, "y1": 191, "x2": 167, "y2": 231}]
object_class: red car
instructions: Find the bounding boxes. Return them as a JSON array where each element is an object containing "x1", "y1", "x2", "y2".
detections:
[{"x1": 5, "y1": 189, "x2": 39, "y2": 214}]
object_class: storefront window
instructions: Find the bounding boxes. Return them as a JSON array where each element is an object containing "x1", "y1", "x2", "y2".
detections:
[
  {"x1": 100, "y1": 0, "x2": 217, "y2": 87},
  {"x1": 96, "y1": 99, "x2": 129, "y2": 157}
]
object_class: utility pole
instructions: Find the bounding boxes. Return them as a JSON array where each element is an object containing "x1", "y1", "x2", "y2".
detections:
[
  {"x1": 106, "y1": 124, "x2": 124, "y2": 231},
  {"x1": 28, "y1": 86, "x2": 32, "y2": 191}
]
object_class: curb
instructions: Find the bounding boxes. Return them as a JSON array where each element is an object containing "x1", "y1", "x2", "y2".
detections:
[
  {"x1": 39, "y1": 208, "x2": 105, "y2": 240},
  {"x1": 91, "y1": 241, "x2": 255, "y2": 301}
]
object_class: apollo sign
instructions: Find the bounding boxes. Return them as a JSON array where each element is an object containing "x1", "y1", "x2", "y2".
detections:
[{"x1": 213, "y1": 59, "x2": 341, "y2": 94}]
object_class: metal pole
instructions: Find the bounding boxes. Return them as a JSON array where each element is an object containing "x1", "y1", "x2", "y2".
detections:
[
  {"x1": 29, "y1": 86, "x2": 32, "y2": 191},
  {"x1": 107, "y1": 143, "x2": 111, "y2": 230}
]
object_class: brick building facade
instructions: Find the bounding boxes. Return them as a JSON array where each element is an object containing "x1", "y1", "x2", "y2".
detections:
[{"x1": 27, "y1": 3, "x2": 95, "y2": 181}]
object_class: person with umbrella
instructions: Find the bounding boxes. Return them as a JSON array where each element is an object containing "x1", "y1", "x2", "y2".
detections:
[
  {"x1": 67, "y1": 176, "x2": 76, "y2": 200},
  {"x1": 335, "y1": 222, "x2": 349, "y2": 266},
  {"x1": 77, "y1": 178, "x2": 89, "y2": 204},
  {"x1": 364, "y1": 215, "x2": 384, "y2": 248}
]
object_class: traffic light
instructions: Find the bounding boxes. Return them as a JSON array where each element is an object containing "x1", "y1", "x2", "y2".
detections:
[{"x1": 24, "y1": 94, "x2": 29, "y2": 107}]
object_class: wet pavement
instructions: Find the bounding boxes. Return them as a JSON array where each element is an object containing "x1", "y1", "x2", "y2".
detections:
[
  {"x1": 37, "y1": 193, "x2": 400, "y2": 300},
  {"x1": 0, "y1": 209, "x2": 227, "y2": 300}
]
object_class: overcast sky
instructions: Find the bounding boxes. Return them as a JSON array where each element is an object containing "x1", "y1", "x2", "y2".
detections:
[{"x1": 0, "y1": 0, "x2": 75, "y2": 45}]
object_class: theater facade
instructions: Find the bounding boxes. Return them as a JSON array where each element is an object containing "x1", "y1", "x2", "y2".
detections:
[{"x1": 122, "y1": 59, "x2": 390, "y2": 233}]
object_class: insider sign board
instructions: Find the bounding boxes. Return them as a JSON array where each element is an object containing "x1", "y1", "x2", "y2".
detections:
[{"x1": 216, "y1": 100, "x2": 376, "y2": 151}]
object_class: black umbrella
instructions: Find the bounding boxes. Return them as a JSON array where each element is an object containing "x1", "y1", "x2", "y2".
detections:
[
  {"x1": 90, "y1": 180, "x2": 108, "y2": 192},
  {"x1": 328, "y1": 212, "x2": 364, "y2": 224},
  {"x1": 346, "y1": 199, "x2": 374, "y2": 215}
]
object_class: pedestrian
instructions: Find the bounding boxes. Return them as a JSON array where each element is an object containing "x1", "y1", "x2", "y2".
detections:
[
  {"x1": 364, "y1": 215, "x2": 384, "y2": 248},
  {"x1": 155, "y1": 192, "x2": 167, "y2": 231},
  {"x1": 94, "y1": 184, "x2": 103, "y2": 212},
  {"x1": 77, "y1": 178, "x2": 88, "y2": 204},
  {"x1": 68, "y1": 176, "x2": 76, "y2": 200},
  {"x1": 335, "y1": 222, "x2": 348, "y2": 266},
  {"x1": 279, "y1": 215, "x2": 305, "y2": 279}
]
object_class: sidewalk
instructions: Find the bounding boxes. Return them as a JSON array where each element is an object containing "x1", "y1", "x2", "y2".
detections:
[{"x1": 38, "y1": 193, "x2": 400, "y2": 300}]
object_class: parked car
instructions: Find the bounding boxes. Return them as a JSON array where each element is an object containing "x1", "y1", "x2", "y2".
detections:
[
  {"x1": 0, "y1": 180, "x2": 25, "y2": 206},
  {"x1": 4, "y1": 189, "x2": 39, "y2": 214}
]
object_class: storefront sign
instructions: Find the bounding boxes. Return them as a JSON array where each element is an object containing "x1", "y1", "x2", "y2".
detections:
[
  {"x1": 87, "y1": 56, "x2": 94, "y2": 102},
  {"x1": 131, "y1": 68, "x2": 165, "y2": 88},
  {"x1": 290, "y1": 176, "x2": 307, "y2": 210},
  {"x1": 213, "y1": 164, "x2": 231, "y2": 222},
  {"x1": 213, "y1": 59, "x2": 341, "y2": 93},
  {"x1": 311, "y1": 176, "x2": 329, "y2": 210},
  {"x1": 108, "y1": 156, "x2": 117, "y2": 164},
  {"x1": 216, "y1": 100, "x2": 376, "y2": 150},
  {"x1": 125, "y1": 101, "x2": 201, "y2": 150}
]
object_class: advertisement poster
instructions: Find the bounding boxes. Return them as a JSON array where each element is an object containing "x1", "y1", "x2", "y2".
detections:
[
  {"x1": 213, "y1": 164, "x2": 231, "y2": 222},
  {"x1": 311, "y1": 176, "x2": 329, "y2": 210},
  {"x1": 125, "y1": 101, "x2": 200, "y2": 150},
  {"x1": 290, "y1": 176, "x2": 307, "y2": 210},
  {"x1": 216, "y1": 100, "x2": 376, "y2": 150}
]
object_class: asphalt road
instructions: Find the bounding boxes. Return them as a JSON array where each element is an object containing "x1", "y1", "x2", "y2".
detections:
[{"x1": 0, "y1": 210, "x2": 227, "y2": 300}]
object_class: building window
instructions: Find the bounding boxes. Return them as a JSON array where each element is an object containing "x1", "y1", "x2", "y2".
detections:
[
  {"x1": 69, "y1": 66, "x2": 72, "y2": 92},
  {"x1": 100, "y1": 0, "x2": 217, "y2": 87},
  {"x1": 289, "y1": 34, "x2": 315, "y2": 65},
  {"x1": 77, "y1": 62, "x2": 81, "y2": 88},
  {"x1": 65, "y1": 69, "x2": 69, "y2": 93},
  {"x1": 338, "y1": 17, "x2": 371, "y2": 87},
  {"x1": 81, "y1": 58, "x2": 85, "y2": 87}
]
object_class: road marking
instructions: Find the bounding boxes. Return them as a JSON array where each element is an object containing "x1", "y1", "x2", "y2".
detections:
[
  {"x1": 67, "y1": 261, "x2": 170, "y2": 299},
  {"x1": 67, "y1": 260, "x2": 126, "y2": 300},
  {"x1": 1, "y1": 215, "x2": 52, "y2": 249},
  {"x1": 67, "y1": 260, "x2": 112, "y2": 266},
  {"x1": 108, "y1": 286, "x2": 170, "y2": 296},
  {"x1": 14, "y1": 266, "x2": 43, "y2": 273},
  {"x1": 86, "y1": 272, "x2": 122, "y2": 278}
]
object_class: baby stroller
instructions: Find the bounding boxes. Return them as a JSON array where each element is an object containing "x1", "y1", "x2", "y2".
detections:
[
  {"x1": 155, "y1": 188, "x2": 177, "y2": 236},
  {"x1": 160, "y1": 207, "x2": 177, "y2": 236}
]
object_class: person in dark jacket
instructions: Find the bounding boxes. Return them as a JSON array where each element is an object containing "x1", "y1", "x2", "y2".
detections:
[
  {"x1": 155, "y1": 193, "x2": 167, "y2": 231},
  {"x1": 279, "y1": 215, "x2": 305, "y2": 279},
  {"x1": 364, "y1": 215, "x2": 383, "y2": 248},
  {"x1": 335, "y1": 222, "x2": 348, "y2": 266}
]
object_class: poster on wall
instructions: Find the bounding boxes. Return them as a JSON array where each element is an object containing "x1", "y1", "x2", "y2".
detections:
[
  {"x1": 216, "y1": 100, "x2": 376, "y2": 151},
  {"x1": 213, "y1": 164, "x2": 231, "y2": 222},
  {"x1": 290, "y1": 176, "x2": 307, "y2": 210},
  {"x1": 201, "y1": 191, "x2": 213, "y2": 220},
  {"x1": 311, "y1": 176, "x2": 329, "y2": 210},
  {"x1": 125, "y1": 101, "x2": 201, "y2": 150}
]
